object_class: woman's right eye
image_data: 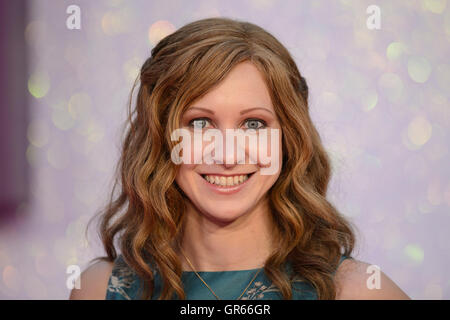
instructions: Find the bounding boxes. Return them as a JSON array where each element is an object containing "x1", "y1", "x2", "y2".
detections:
[{"x1": 188, "y1": 118, "x2": 210, "y2": 129}]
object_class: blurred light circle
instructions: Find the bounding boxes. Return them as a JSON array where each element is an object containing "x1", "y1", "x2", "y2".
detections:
[
  {"x1": 101, "y1": 8, "x2": 134, "y2": 35},
  {"x1": 52, "y1": 237, "x2": 77, "y2": 266},
  {"x1": 360, "y1": 88, "x2": 378, "y2": 111},
  {"x1": 68, "y1": 92, "x2": 92, "y2": 120},
  {"x1": 408, "y1": 56, "x2": 432, "y2": 83},
  {"x1": 404, "y1": 244, "x2": 425, "y2": 263},
  {"x1": 27, "y1": 119, "x2": 50, "y2": 148},
  {"x1": 28, "y1": 71, "x2": 50, "y2": 98},
  {"x1": 26, "y1": 144, "x2": 41, "y2": 168},
  {"x1": 250, "y1": 0, "x2": 276, "y2": 8},
  {"x1": 148, "y1": 20, "x2": 176, "y2": 47},
  {"x1": 386, "y1": 42, "x2": 408, "y2": 60},
  {"x1": 2, "y1": 265, "x2": 21, "y2": 292},
  {"x1": 52, "y1": 107, "x2": 76, "y2": 131},
  {"x1": 123, "y1": 57, "x2": 141, "y2": 84},
  {"x1": 75, "y1": 117, "x2": 105, "y2": 143},
  {"x1": 407, "y1": 116, "x2": 432, "y2": 147},
  {"x1": 24, "y1": 20, "x2": 46, "y2": 47},
  {"x1": 422, "y1": 0, "x2": 447, "y2": 14}
]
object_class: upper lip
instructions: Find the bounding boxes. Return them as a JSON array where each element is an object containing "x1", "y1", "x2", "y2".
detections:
[{"x1": 199, "y1": 172, "x2": 256, "y2": 177}]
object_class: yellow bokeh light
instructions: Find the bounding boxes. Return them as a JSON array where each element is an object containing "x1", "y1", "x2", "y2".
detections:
[
  {"x1": 386, "y1": 42, "x2": 408, "y2": 60},
  {"x1": 28, "y1": 71, "x2": 50, "y2": 98},
  {"x1": 52, "y1": 107, "x2": 76, "y2": 131},
  {"x1": 68, "y1": 92, "x2": 92, "y2": 120},
  {"x1": 53, "y1": 237, "x2": 77, "y2": 266},
  {"x1": 101, "y1": 8, "x2": 134, "y2": 35},
  {"x1": 123, "y1": 57, "x2": 141, "y2": 84},
  {"x1": 404, "y1": 244, "x2": 425, "y2": 263},
  {"x1": 250, "y1": 0, "x2": 277, "y2": 8},
  {"x1": 148, "y1": 20, "x2": 176, "y2": 47},
  {"x1": 75, "y1": 117, "x2": 105, "y2": 143},
  {"x1": 408, "y1": 56, "x2": 432, "y2": 83},
  {"x1": 360, "y1": 89, "x2": 378, "y2": 111},
  {"x1": 422, "y1": 0, "x2": 447, "y2": 14},
  {"x1": 407, "y1": 116, "x2": 433, "y2": 147}
]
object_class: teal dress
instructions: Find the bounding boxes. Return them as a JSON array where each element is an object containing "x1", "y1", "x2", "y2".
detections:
[{"x1": 106, "y1": 254, "x2": 351, "y2": 300}]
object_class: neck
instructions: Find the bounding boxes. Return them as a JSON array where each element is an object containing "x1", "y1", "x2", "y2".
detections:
[{"x1": 177, "y1": 197, "x2": 274, "y2": 272}]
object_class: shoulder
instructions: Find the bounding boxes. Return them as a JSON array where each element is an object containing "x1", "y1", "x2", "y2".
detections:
[
  {"x1": 69, "y1": 258, "x2": 115, "y2": 300},
  {"x1": 334, "y1": 257, "x2": 410, "y2": 300}
]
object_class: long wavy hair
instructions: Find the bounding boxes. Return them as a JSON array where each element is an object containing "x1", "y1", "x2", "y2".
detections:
[{"x1": 88, "y1": 17, "x2": 357, "y2": 300}]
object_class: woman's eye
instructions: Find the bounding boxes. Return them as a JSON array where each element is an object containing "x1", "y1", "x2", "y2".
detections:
[
  {"x1": 189, "y1": 118, "x2": 210, "y2": 129},
  {"x1": 244, "y1": 119, "x2": 266, "y2": 130}
]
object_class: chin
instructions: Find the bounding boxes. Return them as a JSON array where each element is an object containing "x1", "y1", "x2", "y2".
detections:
[{"x1": 196, "y1": 202, "x2": 252, "y2": 224}]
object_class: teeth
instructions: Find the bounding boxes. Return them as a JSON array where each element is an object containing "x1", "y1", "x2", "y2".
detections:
[{"x1": 203, "y1": 174, "x2": 250, "y2": 187}]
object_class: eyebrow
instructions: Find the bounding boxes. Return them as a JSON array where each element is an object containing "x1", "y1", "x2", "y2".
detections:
[{"x1": 186, "y1": 106, "x2": 274, "y2": 116}]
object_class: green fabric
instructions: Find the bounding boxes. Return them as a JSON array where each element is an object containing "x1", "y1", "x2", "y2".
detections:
[{"x1": 106, "y1": 254, "x2": 350, "y2": 300}]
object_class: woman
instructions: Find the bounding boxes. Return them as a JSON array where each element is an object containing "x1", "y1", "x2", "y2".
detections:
[{"x1": 70, "y1": 17, "x2": 409, "y2": 300}]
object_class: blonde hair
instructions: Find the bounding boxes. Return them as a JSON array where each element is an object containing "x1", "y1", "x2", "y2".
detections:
[{"x1": 89, "y1": 17, "x2": 357, "y2": 300}]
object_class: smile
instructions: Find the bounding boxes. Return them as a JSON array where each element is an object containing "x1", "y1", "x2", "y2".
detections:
[{"x1": 199, "y1": 172, "x2": 256, "y2": 194}]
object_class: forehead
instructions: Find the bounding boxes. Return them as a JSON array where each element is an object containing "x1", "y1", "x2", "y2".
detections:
[{"x1": 187, "y1": 61, "x2": 274, "y2": 113}]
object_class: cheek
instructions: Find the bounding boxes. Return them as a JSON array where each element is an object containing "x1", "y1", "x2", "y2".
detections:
[{"x1": 175, "y1": 164, "x2": 196, "y2": 192}]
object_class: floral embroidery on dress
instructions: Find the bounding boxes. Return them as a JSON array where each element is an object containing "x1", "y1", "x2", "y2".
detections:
[
  {"x1": 240, "y1": 281, "x2": 281, "y2": 300},
  {"x1": 240, "y1": 275, "x2": 309, "y2": 300},
  {"x1": 107, "y1": 257, "x2": 136, "y2": 300}
]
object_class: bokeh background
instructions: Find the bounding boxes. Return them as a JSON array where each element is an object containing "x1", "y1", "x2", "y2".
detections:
[{"x1": 0, "y1": 0, "x2": 449, "y2": 299}]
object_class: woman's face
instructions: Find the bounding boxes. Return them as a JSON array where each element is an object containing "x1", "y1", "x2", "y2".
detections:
[{"x1": 174, "y1": 61, "x2": 283, "y2": 224}]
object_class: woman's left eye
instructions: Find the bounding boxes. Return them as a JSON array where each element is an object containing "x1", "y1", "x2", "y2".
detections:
[{"x1": 243, "y1": 119, "x2": 266, "y2": 130}]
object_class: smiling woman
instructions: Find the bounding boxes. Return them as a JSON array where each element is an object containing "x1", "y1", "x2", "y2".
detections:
[{"x1": 70, "y1": 17, "x2": 409, "y2": 300}]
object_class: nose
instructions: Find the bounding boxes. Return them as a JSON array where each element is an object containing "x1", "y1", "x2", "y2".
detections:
[{"x1": 221, "y1": 129, "x2": 246, "y2": 168}]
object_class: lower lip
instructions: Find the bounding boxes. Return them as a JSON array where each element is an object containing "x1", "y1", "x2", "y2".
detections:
[{"x1": 200, "y1": 173, "x2": 255, "y2": 195}]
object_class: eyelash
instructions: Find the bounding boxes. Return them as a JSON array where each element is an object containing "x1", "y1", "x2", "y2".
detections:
[{"x1": 188, "y1": 117, "x2": 267, "y2": 130}]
